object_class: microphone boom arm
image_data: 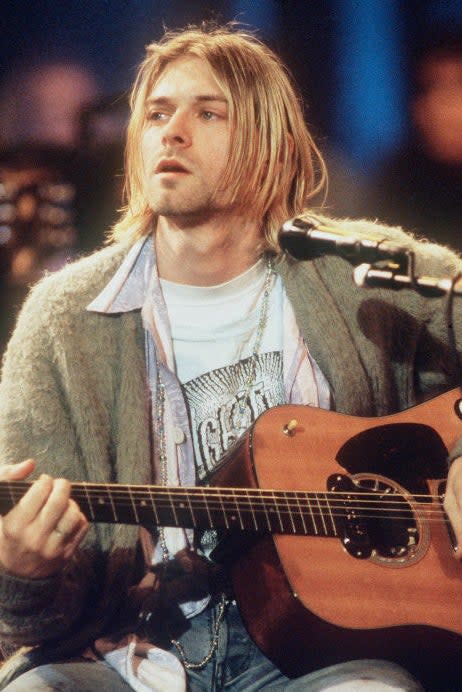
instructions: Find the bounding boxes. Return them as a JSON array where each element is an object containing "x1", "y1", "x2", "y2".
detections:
[
  {"x1": 279, "y1": 216, "x2": 409, "y2": 263},
  {"x1": 279, "y1": 216, "x2": 462, "y2": 298}
]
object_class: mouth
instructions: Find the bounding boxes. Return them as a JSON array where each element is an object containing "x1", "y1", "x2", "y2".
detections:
[{"x1": 155, "y1": 159, "x2": 190, "y2": 175}]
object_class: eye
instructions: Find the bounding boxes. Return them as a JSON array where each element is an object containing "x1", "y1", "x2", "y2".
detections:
[
  {"x1": 147, "y1": 111, "x2": 167, "y2": 122},
  {"x1": 201, "y1": 110, "x2": 217, "y2": 121}
]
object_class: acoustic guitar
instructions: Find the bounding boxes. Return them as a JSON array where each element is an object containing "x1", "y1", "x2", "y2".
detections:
[{"x1": 2, "y1": 387, "x2": 462, "y2": 689}]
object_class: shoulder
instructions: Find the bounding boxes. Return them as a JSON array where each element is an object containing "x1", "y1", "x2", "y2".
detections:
[
  {"x1": 4, "y1": 242, "x2": 135, "y2": 357},
  {"x1": 20, "y1": 242, "x2": 131, "y2": 317}
]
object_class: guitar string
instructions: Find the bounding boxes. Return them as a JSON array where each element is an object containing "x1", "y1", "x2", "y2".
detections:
[
  {"x1": 0, "y1": 479, "x2": 447, "y2": 501},
  {"x1": 0, "y1": 507, "x2": 448, "y2": 525},
  {"x1": 0, "y1": 484, "x2": 451, "y2": 523},
  {"x1": 0, "y1": 482, "x2": 448, "y2": 505}
]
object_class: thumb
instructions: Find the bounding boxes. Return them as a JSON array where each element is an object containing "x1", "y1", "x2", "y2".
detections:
[{"x1": 0, "y1": 459, "x2": 36, "y2": 481}]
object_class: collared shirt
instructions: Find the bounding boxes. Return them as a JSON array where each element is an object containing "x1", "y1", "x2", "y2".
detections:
[
  {"x1": 88, "y1": 234, "x2": 331, "y2": 691},
  {"x1": 88, "y1": 234, "x2": 330, "y2": 570}
]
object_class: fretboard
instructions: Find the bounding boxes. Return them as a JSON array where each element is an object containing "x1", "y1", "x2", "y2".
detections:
[
  {"x1": 0, "y1": 481, "x2": 413, "y2": 537},
  {"x1": 0, "y1": 480, "x2": 340, "y2": 536}
]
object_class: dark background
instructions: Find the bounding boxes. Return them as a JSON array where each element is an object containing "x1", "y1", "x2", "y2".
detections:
[
  {"x1": 1, "y1": 0, "x2": 461, "y2": 172},
  {"x1": 1, "y1": 0, "x2": 462, "y2": 357}
]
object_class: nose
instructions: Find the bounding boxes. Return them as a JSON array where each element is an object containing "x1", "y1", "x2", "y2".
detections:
[{"x1": 161, "y1": 110, "x2": 192, "y2": 148}]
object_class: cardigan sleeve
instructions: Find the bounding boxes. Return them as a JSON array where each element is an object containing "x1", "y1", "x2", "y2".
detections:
[
  {"x1": 0, "y1": 281, "x2": 98, "y2": 645},
  {"x1": 0, "y1": 247, "x2": 150, "y2": 657},
  {"x1": 0, "y1": 553, "x2": 96, "y2": 646}
]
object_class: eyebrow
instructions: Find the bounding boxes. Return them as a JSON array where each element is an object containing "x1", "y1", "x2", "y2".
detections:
[{"x1": 145, "y1": 94, "x2": 228, "y2": 107}]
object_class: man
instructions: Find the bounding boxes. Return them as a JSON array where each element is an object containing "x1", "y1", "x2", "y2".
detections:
[{"x1": 0, "y1": 23, "x2": 461, "y2": 691}]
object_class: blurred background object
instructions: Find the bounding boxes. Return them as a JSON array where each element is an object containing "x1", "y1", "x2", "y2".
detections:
[
  {"x1": 0, "y1": 146, "x2": 77, "y2": 286},
  {"x1": 0, "y1": 145, "x2": 79, "y2": 355},
  {"x1": 1, "y1": 0, "x2": 462, "y2": 358},
  {"x1": 0, "y1": 58, "x2": 128, "y2": 355},
  {"x1": 364, "y1": 26, "x2": 462, "y2": 251},
  {"x1": 0, "y1": 62, "x2": 101, "y2": 149}
]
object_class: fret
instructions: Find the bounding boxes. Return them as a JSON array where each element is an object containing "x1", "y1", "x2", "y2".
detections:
[
  {"x1": 287, "y1": 491, "x2": 311, "y2": 535},
  {"x1": 81, "y1": 483, "x2": 95, "y2": 521},
  {"x1": 210, "y1": 488, "x2": 236, "y2": 529},
  {"x1": 248, "y1": 491, "x2": 259, "y2": 531},
  {"x1": 150, "y1": 488, "x2": 176, "y2": 527},
  {"x1": 106, "y1": 484, "x2": 119, "y2": 522},
  {"x1": 232, "y1": 488, "x2": 245, "y2": 530},
  {"x1": 175, "y1": 492, "x2": 191, "y2": 525},
  {"x1": 325, "y1": 493, "x2": 338, "y2": 536},
  {"x1": 218, "y1": 491, "x2": 230, "y2": 530},
  {"x1": 167, "y1": 489, "x2": 179, "y2": 526},
  {"x1": 260, "y1": 492, "x2": 273, "y2": 531},
  {"x1": 201, "y1": 487, "x2": 214, "y2": 528},
  {"x1": 148, "y1": 487, "x2": 161, "y2": 525},
  {"x1": 127, "y1": 485, "x2": 140, "y2": 524},
  {"x1": 295, "y1": 491, "x2": 308, "y2": 534},
  {"x1": 185, "y1": 491, "x2": 197, "y2": 527},
  {"x1": 86, "y1": 485, "x2": 119, "y2": 523},
  {"x1": 306, "y1": 493, "x2": 320, "y2": 535},
  {"x1": 271, "y1": 490, "x2": 284, "y2": 533},
  {"x1": 284, "y1": 491, "x2": 296, "y2": 533},
  {"x1": 316, "y1": 493, "x2": 329, "y2": 536}
]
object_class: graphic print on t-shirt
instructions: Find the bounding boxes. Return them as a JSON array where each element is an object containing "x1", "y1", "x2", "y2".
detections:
[{"x1": 183, "y1": 351, "x2": 284, "y2": 483}]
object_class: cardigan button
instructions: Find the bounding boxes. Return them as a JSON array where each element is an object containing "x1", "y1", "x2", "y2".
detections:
[{"x1": 173, "y1": 427, "x2": 186, "y2": 444}]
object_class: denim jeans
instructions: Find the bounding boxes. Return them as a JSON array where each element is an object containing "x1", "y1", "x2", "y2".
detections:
[{"x1": 3, "y1": 602, "x2": 424, "y2": 691}]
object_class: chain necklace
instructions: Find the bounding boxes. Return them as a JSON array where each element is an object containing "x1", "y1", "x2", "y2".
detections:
[
  {"x1": 170, "y1": 593, "x2": 227, "y2": 670},
  {"x1": 154, "y1": 371, "x2": 171, "y2": 564},
  {"x1": 237, "y1": 256, "x2": 274, "y2": 418},
  {"x1": 154, "y1": 255, "x2": 274, "y2": 668}
]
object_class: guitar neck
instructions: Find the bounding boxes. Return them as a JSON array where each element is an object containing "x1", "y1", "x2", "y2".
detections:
[{"x1": 0, "y1": 480, "x2": 343, "y2": 536}]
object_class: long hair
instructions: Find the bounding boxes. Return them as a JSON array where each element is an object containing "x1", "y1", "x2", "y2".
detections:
[{"x1": 110, "y1": 23, "x2": 326, "y2": 252}]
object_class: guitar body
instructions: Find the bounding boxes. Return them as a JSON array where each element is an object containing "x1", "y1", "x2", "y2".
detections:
[
  {"x1": 3, "y1": 390, "x2": 461, "y2": 688},
  {"x1": 212, "y1": 388, "x2": 462, "y2": 689}
]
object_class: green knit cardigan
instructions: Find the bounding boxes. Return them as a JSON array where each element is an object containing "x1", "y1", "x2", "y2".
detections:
[{"x1": 0, "y1": 216, "x2": 461, "y2": 684}]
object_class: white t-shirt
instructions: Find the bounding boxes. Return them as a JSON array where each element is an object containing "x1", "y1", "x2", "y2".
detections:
[{"x1": 160, "y1": 259, "x2": 285, "y2": 482}]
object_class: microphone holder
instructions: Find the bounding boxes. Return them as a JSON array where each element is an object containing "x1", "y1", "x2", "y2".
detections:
[
  {"x1": 279, "y1": 216, "x2": 462, "y2": 298},
  {"x1": 353, "y1": 254, "x2": 462, "y2": 298}
]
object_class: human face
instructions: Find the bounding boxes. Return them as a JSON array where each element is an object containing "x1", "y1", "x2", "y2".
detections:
[{"x1": 141, "y1": 56, "x2": 232, "y2": 223}]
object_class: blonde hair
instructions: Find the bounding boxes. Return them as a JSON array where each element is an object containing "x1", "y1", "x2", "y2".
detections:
[{"x1": 110, "y1": 23, "x2": 326, "y2": 252}]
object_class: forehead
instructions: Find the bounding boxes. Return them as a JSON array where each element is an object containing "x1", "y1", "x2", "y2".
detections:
[{"x1": 148, "y1": 55, "x2": 226, "y2": 101}]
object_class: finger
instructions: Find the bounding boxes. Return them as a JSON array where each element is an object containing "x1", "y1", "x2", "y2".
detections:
[
  {"x1": 47, "y1": 505, "x2": 89, "y2": 562},
  {"x1": 445, "y1": 493, "x2": 462, "y2": 554},
  {"x1": 444, "y1": 463, "x2": 462, "y2": 557},
  {"x1": 58, "y1": 515, "x2": 90, "y2": 560},
  {"x1": 0, "y1": 459, "x2": 36, "y2": 482},
  {"x1": 37, "y1": 478, "x2": 73, "y2": 534},
  {"x1": 5, "y1": 474, "x2": 54, "y2": 528},
  {"x1": 52, "y1": 500, "x2": 86, "y2": 540}
]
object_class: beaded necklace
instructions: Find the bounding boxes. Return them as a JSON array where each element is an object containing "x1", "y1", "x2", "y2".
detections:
[{"x1": 155, "y1": 255, "x2": 275, "y2": 669}]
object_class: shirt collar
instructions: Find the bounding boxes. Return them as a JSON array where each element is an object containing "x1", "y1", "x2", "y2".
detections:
[{"x1": 87, "y1": 236, "x2": 155, "y2": 314}]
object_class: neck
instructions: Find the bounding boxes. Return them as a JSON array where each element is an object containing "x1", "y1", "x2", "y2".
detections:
[{"x1": 154, "y1": 213, "x2": 263, "y2": 286}]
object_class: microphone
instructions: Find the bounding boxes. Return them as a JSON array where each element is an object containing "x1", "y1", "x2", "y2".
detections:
[{"x1": 279, "y1": 216, "x2": 409, "y2": 263}]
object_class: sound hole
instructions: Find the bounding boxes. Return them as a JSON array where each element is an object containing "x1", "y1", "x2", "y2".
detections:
[{"x1": 352, "y1": 473, "x2": 429, "y2": 567}]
